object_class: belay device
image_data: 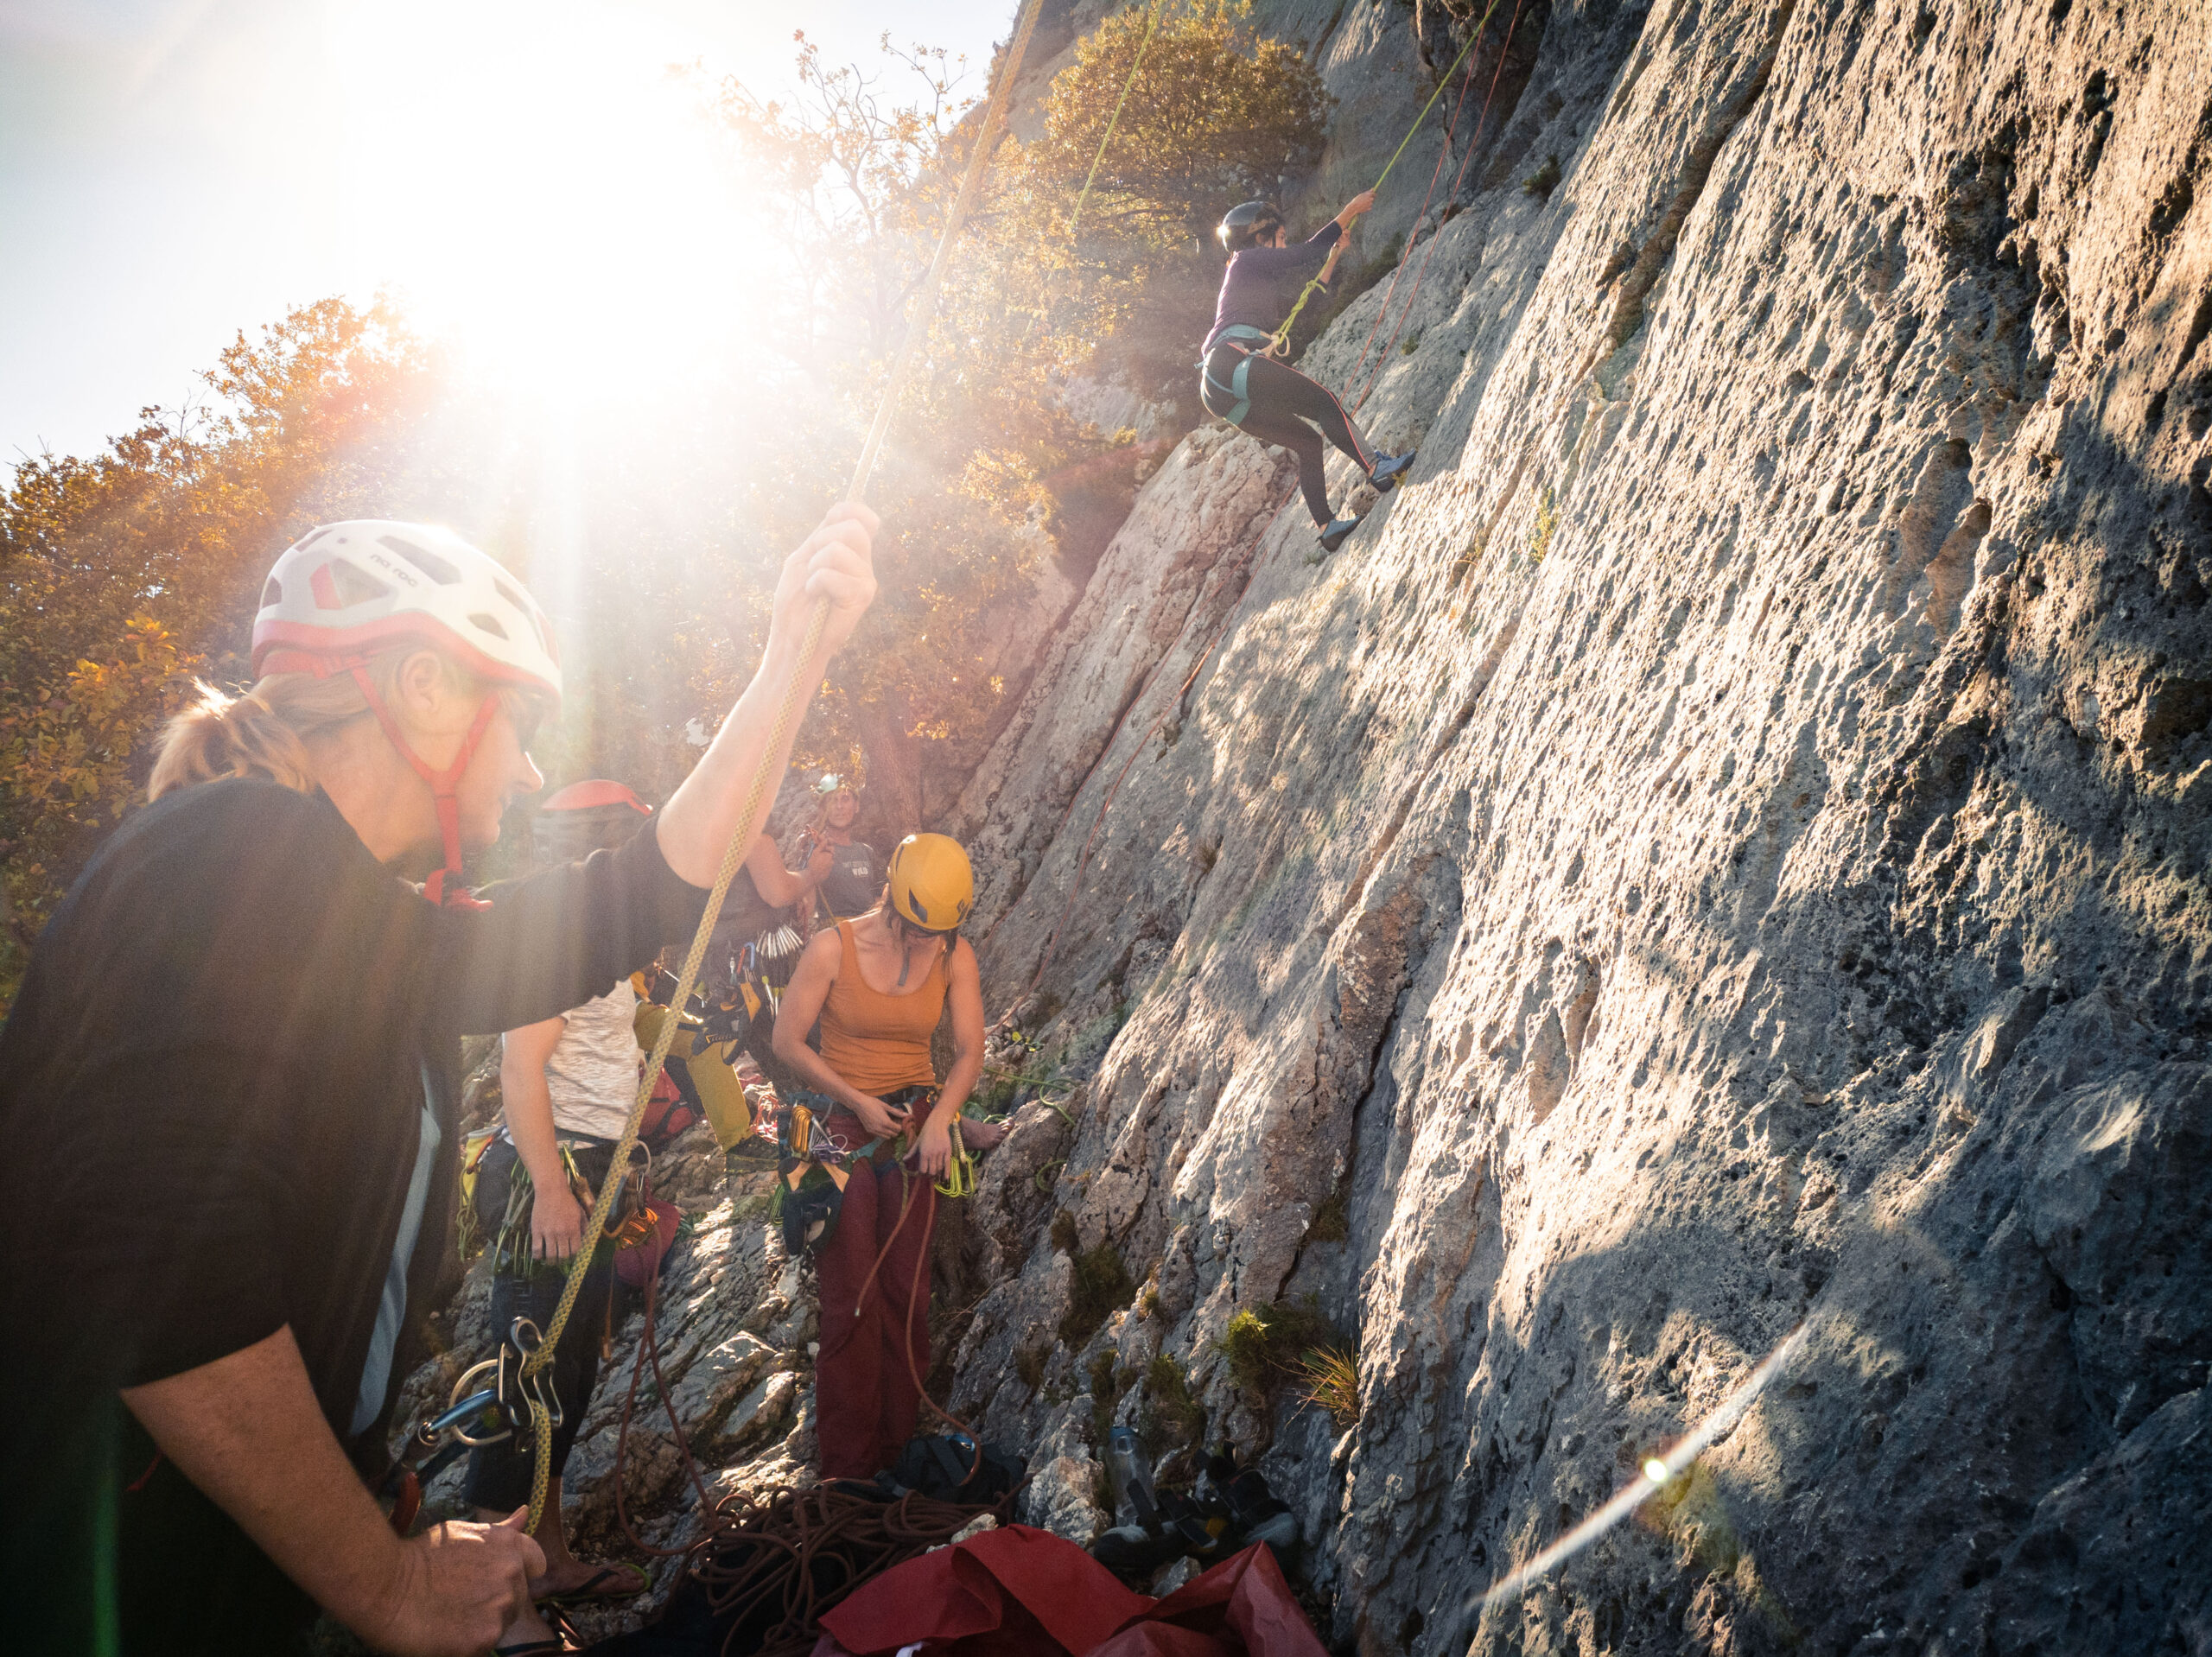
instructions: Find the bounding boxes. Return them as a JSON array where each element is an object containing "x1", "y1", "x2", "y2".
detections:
[{"x1": 381, "y1": 1317, "x2": 563, "y2": 1535}]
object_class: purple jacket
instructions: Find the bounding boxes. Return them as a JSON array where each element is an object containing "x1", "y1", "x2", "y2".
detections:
[{"x1": 1203, "y1": 220, "x2": 1344, "y2": 355}]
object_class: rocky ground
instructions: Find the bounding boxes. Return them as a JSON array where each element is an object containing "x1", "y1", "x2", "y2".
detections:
[{"x1": 386, "y1": 1, "x2": 2212, "y2": 1653}]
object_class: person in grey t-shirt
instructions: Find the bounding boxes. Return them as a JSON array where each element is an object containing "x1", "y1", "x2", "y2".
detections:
[{"x1": 802, "y1": 774, "x2": 882, "y2": 922}]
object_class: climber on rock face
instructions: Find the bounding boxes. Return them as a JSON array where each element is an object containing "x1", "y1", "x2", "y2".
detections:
[
  {"x1": 1201, "y1": 192, "x2": 1417, "y2": 552},
  {"x1": 0, "y1": 509, "x2": 875, "y2": 1657},
  {"x1": 770, "y1": 833, "x2": 1005, "y2": 1480}
]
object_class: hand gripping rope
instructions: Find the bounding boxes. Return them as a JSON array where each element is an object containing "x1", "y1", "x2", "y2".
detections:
[
  {"x1": 1267, "y1": 0, "x2": 1511, "y2": 357},
  {"x1": 513, "y1": 0, "x2": 1048, "y2": 1536}
]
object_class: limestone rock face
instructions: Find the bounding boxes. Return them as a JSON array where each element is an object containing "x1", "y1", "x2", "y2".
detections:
[{"x1": 944, "y1": 0, "x2": 2212, "y2": 1650}]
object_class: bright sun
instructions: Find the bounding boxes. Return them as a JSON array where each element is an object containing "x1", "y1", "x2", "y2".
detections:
[{"x1": 326, "y1": 0, "x2": 765, "y2": 406}]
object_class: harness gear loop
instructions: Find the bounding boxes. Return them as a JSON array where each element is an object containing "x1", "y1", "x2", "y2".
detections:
[
  {"x1": 512, "y1": 0, "x2": 1048, "y2": 1536},
  {"x1": 1198, "y1": 325, "x2": 1278, "y2": 428},
  {"x1": 1266, "y1": 0, "x2": 1506, "y2": 356}
]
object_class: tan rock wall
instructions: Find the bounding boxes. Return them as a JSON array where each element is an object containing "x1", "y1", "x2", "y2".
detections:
[{"x1": 948, "y1": 0, "x2": 2212, "y2": 1649}]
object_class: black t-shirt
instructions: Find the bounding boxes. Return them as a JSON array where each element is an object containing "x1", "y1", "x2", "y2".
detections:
[
  {"x1": 816, "y1": 835, "x2": 881, "y2": 919},
  {"x1": 0, "y1": 778, "x2": 707, "y2": 1654}
]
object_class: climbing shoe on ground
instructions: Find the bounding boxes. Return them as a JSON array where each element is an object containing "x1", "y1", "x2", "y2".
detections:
[
  {"x1": 1319, "y1": 515, "x2": 1363, "y2": 553},
  {"x1": 1369, "y1": 450, "x2": 1416, "y2": 492}
]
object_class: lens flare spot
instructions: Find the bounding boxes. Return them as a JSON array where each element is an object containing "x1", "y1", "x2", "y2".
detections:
[{"x1": 1643, "y1": 1458, "x2": 1669, "y2": 1484}]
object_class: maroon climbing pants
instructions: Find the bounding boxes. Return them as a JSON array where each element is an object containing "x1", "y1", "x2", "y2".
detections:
[{"x1": 816, "y1": 1156, "x2": 938, "y2": 1479}]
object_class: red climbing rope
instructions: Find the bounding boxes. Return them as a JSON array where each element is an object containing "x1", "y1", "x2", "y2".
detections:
[
  {"x1": 1351, "y1": 0, "x2": 1529, "y2": 412},
  {"x1": 1337, "y1": 38, "x2": 1484, "y2": 397}
]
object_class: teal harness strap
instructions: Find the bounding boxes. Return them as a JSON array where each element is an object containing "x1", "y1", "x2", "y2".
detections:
[{"x1": 1199, "y1": 325, "x2": 1277, "y2": 428}]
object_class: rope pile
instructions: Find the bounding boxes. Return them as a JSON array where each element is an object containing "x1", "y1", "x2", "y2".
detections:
[
  {"x1": 677, "y1": 1484, "x2": 1013, "y2": 1657},
  {"x1": 603, "y1": 1272, "x2": 1014, "y2": 1657}
]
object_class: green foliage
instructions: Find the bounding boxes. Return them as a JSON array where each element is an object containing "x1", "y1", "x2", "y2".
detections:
[
  {"x1": 1529, "y1": 484, "x2": 1560, "y2": 562},
  {"x1": 1022, "y1": 1, "x2": 1331, "y2": 251},
  {"x1": 1523, "y1": 153, "x2": 1561, "y2": 199},
  {"x1": 1211, "y1": 1296, "x2": 1350, "y2": 1397},
  {"x1": 1216, "y1": 1310, "x2": 1275, "y2": 1390},
  {"x1": 1088, "y1": 1349, "x2": 1136, "y2": 1444},
  {"x1": 1060, "y1": 1239, "x2": 1136, "y2": 1349},
  {"x1": 1304, "y1": 1181, "x2": 1350, "y2": 1244},
  {"x1": 1141, "y1": 1354, "x2": 1208, "y2": 1451}
]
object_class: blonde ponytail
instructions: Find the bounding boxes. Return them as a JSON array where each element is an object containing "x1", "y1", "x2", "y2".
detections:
[{"x1": 148, "y1": 647, "x2": 493, "y2": 802}]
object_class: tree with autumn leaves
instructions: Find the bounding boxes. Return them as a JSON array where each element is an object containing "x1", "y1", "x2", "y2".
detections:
[{"x1": 0, "y1": 3, "x2": 1332, "y2": 1009}]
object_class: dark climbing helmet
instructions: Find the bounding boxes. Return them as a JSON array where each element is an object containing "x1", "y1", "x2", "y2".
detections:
[{"x1": 1216, "y1": 200, "x2": 1284, "y2": 252}]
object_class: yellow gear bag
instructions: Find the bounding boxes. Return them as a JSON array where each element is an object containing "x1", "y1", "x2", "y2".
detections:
[{"x1": 633, "y1": 995, "x2": 753, "y2": 1152}]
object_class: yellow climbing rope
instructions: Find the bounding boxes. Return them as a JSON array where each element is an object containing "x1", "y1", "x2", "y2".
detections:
[
  {"x1": 1267, "y1": 0, "x2": 1507, "y2": 355},
  {"x1": 934, "y1": 1120, "x2": 978, "y2": 1199},
  {"x1": 1066, "y1": 0, "x2": 1167, "y2": 239},
  {"x1": 518, "y1": 0, "x2": 1050, "y2": 1534}
]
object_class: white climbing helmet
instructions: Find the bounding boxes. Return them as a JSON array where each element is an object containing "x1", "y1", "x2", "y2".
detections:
[
  {"x1": 250, "y1": 520, "x2": 563, "y2": 908},
  {"x1": 251, "y1": 519, "x2": 562, "y2": 707}
]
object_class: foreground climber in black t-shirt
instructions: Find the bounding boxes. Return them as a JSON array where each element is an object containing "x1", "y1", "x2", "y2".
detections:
[{"x1": 0, "y1": 507, "x2": 876, "y2": 1655}]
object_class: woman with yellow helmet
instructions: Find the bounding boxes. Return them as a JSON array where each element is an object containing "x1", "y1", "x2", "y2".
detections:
[{"x1": 772, "y1": 831, "x2": 1004, "y2": 1478}]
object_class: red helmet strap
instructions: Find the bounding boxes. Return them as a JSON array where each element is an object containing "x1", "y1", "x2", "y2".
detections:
[{"x1": 349, "y1": 666, "x2": 503, "y2": 909}]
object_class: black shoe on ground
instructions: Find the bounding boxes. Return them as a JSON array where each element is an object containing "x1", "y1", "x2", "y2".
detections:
[
  {"x1": 1369, "y1": 450, "x2": 1416, "y2": 492},
  {"x1": 1319, "y1": 515, "x2": 1363, "y2": 552}
]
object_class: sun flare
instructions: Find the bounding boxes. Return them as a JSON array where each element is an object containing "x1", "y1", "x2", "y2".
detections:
[{"x1": 325, "y1": 0, "x2": 766, "y2": 405}]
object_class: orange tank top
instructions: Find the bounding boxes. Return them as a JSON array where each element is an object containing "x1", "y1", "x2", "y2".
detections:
[{"x1": 817, "y1": 920, "x2": 946, "y2": 1094}]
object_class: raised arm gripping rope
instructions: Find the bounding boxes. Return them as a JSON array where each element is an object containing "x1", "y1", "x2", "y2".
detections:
[
  {"x1": 515, "y1": 0, "x2": 1048, "y2": 1535},
  {"x1": 1266, "y1": 0, "x2": 1508, "y2": 356}
]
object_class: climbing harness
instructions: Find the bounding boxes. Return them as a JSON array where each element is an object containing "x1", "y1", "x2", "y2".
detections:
[
  {"x1": 1067, "y1": 0, "x2": 1167, "y2": 239},
  {"x1": 1198, "y1": 324, "x2": 1279, "y2": 428},
  {"x1": 1267, "y1": 0, "x2": 1510, "y2": 357}
]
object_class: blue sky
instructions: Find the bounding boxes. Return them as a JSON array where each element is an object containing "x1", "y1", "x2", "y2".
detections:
[{"x1": 0, "y1": 0, "x2": 1015, "y2": 465}]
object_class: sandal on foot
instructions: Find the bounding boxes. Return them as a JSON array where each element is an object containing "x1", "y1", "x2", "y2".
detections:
[{"x1": 539, "y1": 1561, "x2": 649, "y2": 1603}]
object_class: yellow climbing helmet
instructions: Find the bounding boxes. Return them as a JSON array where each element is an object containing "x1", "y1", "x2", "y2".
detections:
[{"x1": 886, "y1": 833, "x2": 974, "y2": 932}]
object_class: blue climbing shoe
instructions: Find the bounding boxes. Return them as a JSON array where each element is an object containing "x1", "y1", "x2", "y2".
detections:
[
  {"x1": 1319, "y1": 515, "x2": 1363, "y2": 553},
  {"x1": 1369, "y1": 450, "x2": 1417, "y2": 492}
]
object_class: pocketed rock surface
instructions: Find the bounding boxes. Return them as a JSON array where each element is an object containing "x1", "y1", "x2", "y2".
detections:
[{"x1": 943, "y1": 0, "x2": 2212, "y2": 1652}]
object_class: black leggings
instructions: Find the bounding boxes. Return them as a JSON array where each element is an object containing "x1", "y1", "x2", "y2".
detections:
[
  {"x1": 462, "y1": 1138, "x2": 618, "y2": 1513},
  {"x1": 1201, "y1": 346, "x2": 1373, "y2": 525}
]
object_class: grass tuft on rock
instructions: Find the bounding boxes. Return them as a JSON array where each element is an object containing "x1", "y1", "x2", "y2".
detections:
[
  {"x1": 1141, "y1": 1355, "x2": 1209, "y2": 1452},
  {"x1": 1211, "y1": 1296, "x2": 1351, "y2": 1399},
  {"x1": 1297, "y1": 1345, "x2": 1360, "y2": 1426}
]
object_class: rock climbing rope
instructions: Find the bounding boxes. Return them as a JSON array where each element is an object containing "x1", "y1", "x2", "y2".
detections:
[
  {"x1": 512, "y1": 0, "x2": 1050, "y2": 1536},
  {"x1": 1067, "y1": 0, "x2": 1168, "y2": 239},
  {"x1": 1347, "y1": 0, "x2": 1529, "y2": 413},
  {"x1": 1268, "y1": 0, "x2": 1510, "y2": 357}
]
